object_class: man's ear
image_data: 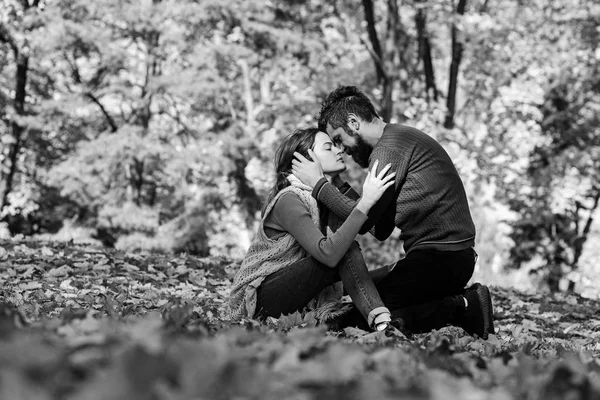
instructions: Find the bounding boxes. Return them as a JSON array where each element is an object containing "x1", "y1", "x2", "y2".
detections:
[{"x1": 347, "y1": 114, "x2": 360, "y2": 132}]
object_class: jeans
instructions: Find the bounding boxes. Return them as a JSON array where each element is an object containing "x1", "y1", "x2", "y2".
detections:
[
  {"x1": 255, "y1": 242, "x2": 386, "y2": 325},
  {"x1": 375, "y1": 247, "x2": 476, "y2": 333}
]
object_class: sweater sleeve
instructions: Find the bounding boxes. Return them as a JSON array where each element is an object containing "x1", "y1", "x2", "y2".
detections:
[
  {"x1": 363, "y1": 146, "x2": 409, "y2": 238},
  {"x1": 338, "y1": 182, "x2": 361, "y2": 201},
  {"x1": 268, "y1": 192, "x2": 369, "y2": 267},
  {"x1": 312, "y1": 149, "x2": 402, "y2": 241},
  {"x1": 338, "y1": 180, "x2": 395, "y2": 239}
]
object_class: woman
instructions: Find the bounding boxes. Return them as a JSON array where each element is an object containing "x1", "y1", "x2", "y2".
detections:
[{"x1": 229, "y1": 128, "x2": 395, "y2": 331}]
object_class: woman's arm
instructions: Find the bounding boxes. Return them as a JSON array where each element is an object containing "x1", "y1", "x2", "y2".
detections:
[{"x1": 268, "y1": 192, "x2": 368, "y2": 268}]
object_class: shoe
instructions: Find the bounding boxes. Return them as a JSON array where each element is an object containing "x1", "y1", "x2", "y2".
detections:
[
  {"x1": 368, "y1": 306, "x2": 391, "y2": 332},
  {"x1": 465, "y1": 282, "x2": 495, "y2": 334},
  {"x1": 461, "y1": 283, "x2": 493, "y2": 339},
  {"x1": 372, "y1": 311, "x2": 391, "y2": 332}
]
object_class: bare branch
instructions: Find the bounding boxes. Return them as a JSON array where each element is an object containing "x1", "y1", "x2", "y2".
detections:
[
  {"x1": 0, "y1": 22, "x2": 19, "y2": 55},
  {"x1": 86, "y1": 92, "x2": 118, "y2": 132},
  {"x1": 582, "y1": 187, "x2": 600, "y2": 236},
  {"x1": 359, "y1": 36, "x2": 388, "y2": 81},
  {"x1": 64, "y1": 50, "x2": 118, "y2": 132}
]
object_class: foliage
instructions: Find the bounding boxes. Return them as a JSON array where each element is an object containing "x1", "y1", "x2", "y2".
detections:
[
  {"x1": 2, "y1": 241, "x2": 600, "y2": 398},
  {"x1": 501, "y1": 1, "x2": 600, "y2": 290},
  {"x1": 1, "y1": 0, "x2": 600, "y2": 293}
]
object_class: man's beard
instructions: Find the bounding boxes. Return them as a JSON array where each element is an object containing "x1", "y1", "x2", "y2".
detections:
[{"x1": 346, "y1": 133, "x2": 373, "y2": 168}]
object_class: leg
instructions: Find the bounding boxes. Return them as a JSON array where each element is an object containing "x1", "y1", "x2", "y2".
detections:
[
  {"x1": 256, "y1": 256, "x2": 339, "y2": 319},
  {"x1": 376, "y1": 247, "x2": 476, "y2": 333},
  {"x1": 336, "y1": 242, "x2": 389, "y2": 328},
  {"x1": 368, "y1": 263, "x2": 394, "y2": 285}
]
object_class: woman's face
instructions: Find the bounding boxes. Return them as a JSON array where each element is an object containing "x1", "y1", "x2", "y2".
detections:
[{"x1": 312, "y1": 131, "x2": 346, "y2": 176}]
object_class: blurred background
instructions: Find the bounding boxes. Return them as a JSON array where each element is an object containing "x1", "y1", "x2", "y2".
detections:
[{"x1": 1, "y1": 0, "x2": 599, "y2": 297}]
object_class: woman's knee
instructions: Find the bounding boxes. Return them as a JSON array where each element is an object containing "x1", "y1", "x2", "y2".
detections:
[{"x1": 346, "y1": 241, "x2": 363, "y2": 256}]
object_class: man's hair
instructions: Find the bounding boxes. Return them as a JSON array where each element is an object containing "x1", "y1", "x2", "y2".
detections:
[{"x1": 317, "y1": 86, "x2": 379, "y2": 132}]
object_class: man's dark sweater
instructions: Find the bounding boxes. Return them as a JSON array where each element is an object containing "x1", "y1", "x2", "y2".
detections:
[{"x1": 312, "y1": 124, "x2": 476, "y2": 254}]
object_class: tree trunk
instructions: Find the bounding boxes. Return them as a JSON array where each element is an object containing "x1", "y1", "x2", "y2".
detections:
[
  {"x1": 126, "y1": 158, "x2": 145, "y2": 206},
  {"x1": 362, "y1": 0, "x2": 394, "y2": 121},
  {"x1": 0, "y1": 53, "x2": 29, "y2": 215},
  {"x1": 380, "y1": 76, "x2": 393, "y2": 123},
  {"x1": 362, "y1": 0, "x2": 385, "y2": 84},
  {"x1": 238, "y1": 59, "x2": 255, "y2": 129},
  {"x1": 572, "y1": 187, "x2": 600, "y2": 268},
  {"x1": 444, "y1": 0, "x2": 467, "y2": 129},
  {"x1": 415, "y1": 7, "x2": 438, "y2": 101}
]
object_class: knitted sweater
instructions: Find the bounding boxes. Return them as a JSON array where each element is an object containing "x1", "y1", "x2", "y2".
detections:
[
  {"x1": 228, "y1": 177, "x2": 345, "y2": 321},
  {"x1": 313, "y1": 124, "x2": 476, "y2": 254}
]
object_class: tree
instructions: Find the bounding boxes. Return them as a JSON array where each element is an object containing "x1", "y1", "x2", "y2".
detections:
[
  {"x1": 503, "y1": 0, "x2": 600, "y2": 291},
  {"x1": 415, "y1": 0, "x2": 438, "y2": 102},
  {"x1": 443, "y1": 0, "x2": 467, "y2": 129},
  {"x1": 0, "y1": 0, "x2": 42, "y2": 216}
]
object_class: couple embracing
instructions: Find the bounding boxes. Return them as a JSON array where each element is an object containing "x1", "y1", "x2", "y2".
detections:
[{"x1": 229, "y1": 86, "x2": 494, "y2": 339}]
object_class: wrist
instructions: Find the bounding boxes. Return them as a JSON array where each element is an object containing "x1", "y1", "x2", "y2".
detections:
[
  {"x1": 310, "y1": 174, "x2": 325, "y2": 187},
  {"x1": 356, "y1": 199, "x2": 371, "y2": 215}
]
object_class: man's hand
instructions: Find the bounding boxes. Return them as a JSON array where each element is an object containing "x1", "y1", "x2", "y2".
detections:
[{"x1": 292, "y1": 149, "x2": 324, "y2": 188}]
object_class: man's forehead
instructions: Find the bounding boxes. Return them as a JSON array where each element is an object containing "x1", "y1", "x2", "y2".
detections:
[{"x1": 326, "y1": 123, "x2": 344, "y2": 136}]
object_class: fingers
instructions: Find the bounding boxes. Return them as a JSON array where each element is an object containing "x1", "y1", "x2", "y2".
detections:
[
  {"x1": 376, "y1": 163, "x2": 392, "y2": 180},
  {"x1": 370, "y1": 160, "x2": 379, "y2": 176},
  {"x1": 293, "y1": 151, "x2": 310, "y2": 163},
  {"x1": 382, "y1": 180, "x2": 395, "y2": 190},
  {"x1": 291, "y1": 159, "x2": 303, "y2": 170},
  {"x1": 382, "y1": 171, "x2": 396, "y2": 183}
]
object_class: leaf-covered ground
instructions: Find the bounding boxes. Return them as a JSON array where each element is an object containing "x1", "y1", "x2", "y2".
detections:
[{"x1": 1, "y1": 240, "x2": 600, "y2": 400}]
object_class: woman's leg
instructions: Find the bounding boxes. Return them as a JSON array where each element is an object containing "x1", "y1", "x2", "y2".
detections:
[
  {"x1": 256, "y1": 242, "x2": 389, "y2": 328},
  {"x1": 336, "y1": 241, "x2": 389, "y2": 328},
  {"x1": 375, "y1": 247, "x2": 476, "y2": 333},
  {"x1": 255, "y1": 256, "x2": 339, "y2": 319}
]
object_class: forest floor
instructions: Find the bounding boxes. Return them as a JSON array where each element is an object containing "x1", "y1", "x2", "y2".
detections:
[{"x1": 1, "y1": 240, "x2": 600, "y2": 400}]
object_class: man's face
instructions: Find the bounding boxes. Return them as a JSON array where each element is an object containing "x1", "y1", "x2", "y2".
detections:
[{"x1": 326, "y1": 123, "x2": 373, "y2": 168}]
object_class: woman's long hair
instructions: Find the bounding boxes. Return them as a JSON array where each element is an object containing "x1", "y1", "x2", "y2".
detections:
[{"x1": 262, "y1": 127, "x2": 320, "y2": 216}]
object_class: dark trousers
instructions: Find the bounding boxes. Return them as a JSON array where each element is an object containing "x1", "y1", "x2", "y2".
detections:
[
  {"x1": 255, "y1": 242, "x2": 385, "y2": 323},
  {"x1": 375, "y1": 247, "x2": 476, "y2": 333}
]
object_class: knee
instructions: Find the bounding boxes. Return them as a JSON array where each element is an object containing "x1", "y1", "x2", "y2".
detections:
[
  {"x1": 339, "y1": 241, "x2": 366, "y2": 266},
  {"x1": 348, "y1": 241, "x2": 362, "y2": 253}
]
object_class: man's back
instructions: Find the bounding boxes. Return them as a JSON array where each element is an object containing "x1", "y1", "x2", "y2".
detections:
[{"x1": 371, "y1": 124, "x2": 476, "y2": 253}]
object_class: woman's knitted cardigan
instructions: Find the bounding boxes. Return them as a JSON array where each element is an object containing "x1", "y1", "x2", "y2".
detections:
[{"x1": 228, "y1": 176, "x2": 343, "y2": 321}]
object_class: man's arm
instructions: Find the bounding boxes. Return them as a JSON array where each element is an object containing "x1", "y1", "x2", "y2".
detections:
[
  {"x1": 314, "y1": 148, "x2": 407, "y2": 240},
  {"x1": 332, "y1": 176, "x2": 361, "y2": 201},
  {"x1": 332, "y1": 178, "x2": 394, "y2": 239},
  {"x1": 314, "y1": 180, "x2": 395, "y2": 240}
]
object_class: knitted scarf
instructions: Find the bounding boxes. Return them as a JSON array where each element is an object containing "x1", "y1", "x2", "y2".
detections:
[{"x1": 228, "y1": 175, "x2": 343, "y2": 321}]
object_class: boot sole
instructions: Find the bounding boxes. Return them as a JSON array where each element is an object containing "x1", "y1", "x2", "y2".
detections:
[
  {"x1": 467, "y1": 283, "x2": 495, "y2": 336},
  {"x1": 475, "y1": 285, "x2": 492, "y2": 340}
]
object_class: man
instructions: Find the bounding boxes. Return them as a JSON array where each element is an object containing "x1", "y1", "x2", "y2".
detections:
[{"x1": 292, "y1": 86, "x2": 494, "y2": 339}]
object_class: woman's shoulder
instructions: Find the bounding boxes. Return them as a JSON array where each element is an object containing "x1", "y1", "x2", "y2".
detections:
[{"x1": 271, "y1": 190, "x2": 309, "y2": 214}]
